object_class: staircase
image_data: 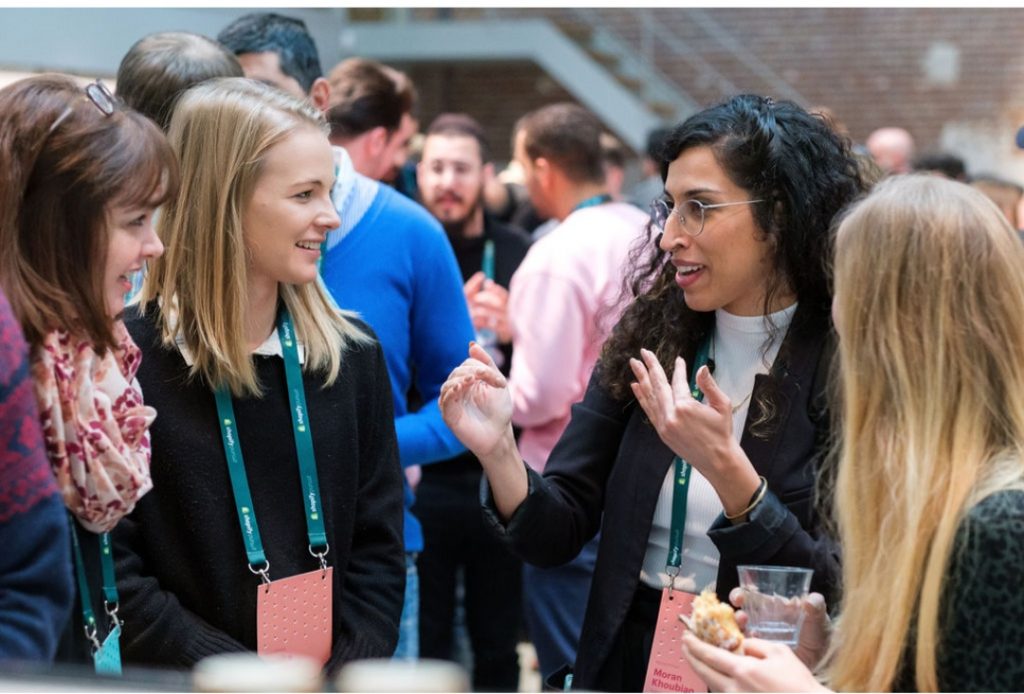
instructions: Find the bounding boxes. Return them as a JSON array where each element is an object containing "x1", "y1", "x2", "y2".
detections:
[{"x1": 337, "y1": 10, "x2": 690, "y2": 151}]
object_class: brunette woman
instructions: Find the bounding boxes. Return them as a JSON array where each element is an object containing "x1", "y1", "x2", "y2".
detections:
[
  {"x1": 0, "y1": 74, "x2": 176, "y2": 672},
  {"x1": 682, "y1": 176, "x2": 1024, "y2": 692},
  {"x1": 440, "y1": 95, "x2": 864, "y2": 690}
]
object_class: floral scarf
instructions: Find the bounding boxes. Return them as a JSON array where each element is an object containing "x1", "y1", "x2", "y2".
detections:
[{"x1": 32, "y1": 320, "x2": 155, "y2": 533}]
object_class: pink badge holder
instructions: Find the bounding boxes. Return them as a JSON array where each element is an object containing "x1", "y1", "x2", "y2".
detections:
[
  {"x1": 642, "y1": 574, "x2": 708, "y2": 693},
  {"x1": 255, "y1": 559, "x2": 333, "y2": 668}
]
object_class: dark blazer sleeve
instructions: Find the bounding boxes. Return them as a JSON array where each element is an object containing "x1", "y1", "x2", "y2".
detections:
[
  {"x1": 481, "y1": 366, "x2": 630, "y2": 567},
  {"x1": 327, "y1": 339, "x2": 405, "y2": 671},
  {"x1": 706, "y1": 330, "x2": 841, "y2": 602}
]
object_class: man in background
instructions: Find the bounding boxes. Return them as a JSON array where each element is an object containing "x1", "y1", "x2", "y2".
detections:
[
  {"x1": 414, "y1": 113, "x2": 532, "y2": 691},
  {"x1": 324, "y1": 57, "x2": 419, "y2": 184},
  {"x1": 116, "y1": 31, "x2": 243, "y2": 132},
  {"x1": 866, "y1": 126, "x2": 915, "y2": 175},
  {"x1": 503, "y1": 102, "x2": 648, "y2": 682}
]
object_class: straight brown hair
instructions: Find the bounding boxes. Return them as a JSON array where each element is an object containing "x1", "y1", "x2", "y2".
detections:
[{"x1": 0, "y1": 74, "x2": 178, "y2": 353}]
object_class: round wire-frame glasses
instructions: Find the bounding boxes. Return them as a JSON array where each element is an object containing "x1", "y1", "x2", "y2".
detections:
[{"x1": 650, "y1": 197, "x2": 763, "y2": 237}]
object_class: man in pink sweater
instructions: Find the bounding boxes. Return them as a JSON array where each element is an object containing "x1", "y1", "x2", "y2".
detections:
[{"x1": 507, "y1": 103, "x2": 649, "y2": 680}]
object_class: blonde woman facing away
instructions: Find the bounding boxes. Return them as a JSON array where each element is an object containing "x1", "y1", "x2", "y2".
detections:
[
  {"x1": 114, "y1": 78, "x2": 405, "y2": 672},
  {"x1": 682, "y1": 175, "x2": 1024, "y2": 692}
]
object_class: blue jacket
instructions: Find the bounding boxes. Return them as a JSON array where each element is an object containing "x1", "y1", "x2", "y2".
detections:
[{"x1": 322, "y1": 182, "x2": 473, "y2": 552}]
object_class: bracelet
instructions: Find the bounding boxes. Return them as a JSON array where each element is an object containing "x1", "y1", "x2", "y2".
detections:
[{"x1": 724, "y1": 476, "x2": 768, "y2": 520}]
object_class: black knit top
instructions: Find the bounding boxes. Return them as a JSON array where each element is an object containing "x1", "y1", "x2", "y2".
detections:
[{"x1": 112, "y1": 305, "x2": 405, "y2": 673}]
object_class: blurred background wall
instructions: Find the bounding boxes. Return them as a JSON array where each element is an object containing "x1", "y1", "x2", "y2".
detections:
[{"x1": 3, "y1": 6, "x2": 1023, "y2": 179}]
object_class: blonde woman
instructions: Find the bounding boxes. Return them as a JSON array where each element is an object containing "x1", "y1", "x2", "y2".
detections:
[
  {"x1": 682, "y1": 175, "x2": 1024, "y2": 691},
  {"x1": 113, "y1": 78, "x2": 405, "y2": 671}
]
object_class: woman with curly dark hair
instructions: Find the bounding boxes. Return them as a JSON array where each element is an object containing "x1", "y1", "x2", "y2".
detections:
[{"x1": 440, "y1": 94, "x2": 864, "y2": 691}]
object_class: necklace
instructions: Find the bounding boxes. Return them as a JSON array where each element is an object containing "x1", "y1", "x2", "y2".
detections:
[
  {"x1": 709, "y1": 333, "x2": 755, "y2": 415},
  {"x1": 730, "y1": 392, "x2": 753, "y2": 414}
]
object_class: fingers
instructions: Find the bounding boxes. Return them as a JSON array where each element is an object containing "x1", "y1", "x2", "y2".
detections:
[
  {"x1": 732, "y1": 637, "x2": 788, "y2": 660},
  {"x1": 468, "y1": 288, "x2": 509, "y2": 314},
  {"x1": 469, "y1": 303, "x2": 508, "y2": 332},
  {"x1": 729, "y1": 586, "x2": 745, "y2": 609},
  {"x1": 802, "y1": 591, "x2": 829, "y2": 635},
  {"x1": 449, "y1": 352, "x2": 506, "y2": 388},
  {"x1": 463, "y1": 271, "x2": 486, "y2": 298},
  {"x1": 468, "y1": 341, "x2": 498, "y2": 369},
  {"x1": 804, "y1": 592, "x2": 827, "y2": 616},
  {"x1": 696, "y1": 364, "x2": 732, "y2": 415},
  {"x1": 629, "y1": 357, "x2": 660, "y2": 423},
  {"x1": 680, "y1": 631, "x2": 736, "y2": 692},
  {"x1": 640, "y1": 348, "x2": 676, "y2": 414},
  {"x1": 671, "y1": 356, "x2": 693, "y2": 403}
]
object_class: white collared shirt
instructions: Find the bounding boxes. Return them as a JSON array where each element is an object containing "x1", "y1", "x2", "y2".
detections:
[{"x1": 175, "y1": 327, "x2": 306, "y2": 367}]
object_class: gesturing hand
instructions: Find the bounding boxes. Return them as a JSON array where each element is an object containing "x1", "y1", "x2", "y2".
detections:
[
  {"x1": 629, "y1": 348, "x2": 756, "y2": 495},
  {"x1": 439, "y1": 342, "x2": 513, "y2": 459}
]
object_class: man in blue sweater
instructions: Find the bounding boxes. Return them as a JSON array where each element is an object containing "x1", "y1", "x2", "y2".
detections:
[{"x1": 219, "y1": 13, "x2": 474, "y2": 660}]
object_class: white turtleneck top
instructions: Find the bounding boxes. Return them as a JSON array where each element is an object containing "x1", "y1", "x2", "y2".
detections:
[{"x1": 638, "y1": 302, "x2": 797, "y2": 592}]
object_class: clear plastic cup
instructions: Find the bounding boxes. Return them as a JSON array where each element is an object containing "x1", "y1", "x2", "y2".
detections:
[{"x1": 736, "y1": 565, "x2": 814, "y2": 647}]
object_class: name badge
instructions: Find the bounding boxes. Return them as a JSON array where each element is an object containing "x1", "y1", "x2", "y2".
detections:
[
  {"x1": 257, "y1": 567, "x2": 333, "y2": 667},
  {"x1": 94, "y1": 624, "x2": 122, "y2": 676},
  {"x1": 643, "y1": 589, "x2": 707, "y2": 693}
]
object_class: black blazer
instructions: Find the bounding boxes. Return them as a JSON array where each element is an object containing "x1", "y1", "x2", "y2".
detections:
[{"x1": 482, "y1": 304, "x2": 839, "y2": 691}]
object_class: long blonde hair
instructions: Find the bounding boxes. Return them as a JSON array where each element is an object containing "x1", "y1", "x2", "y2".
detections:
[
  {"x1": 826, "y1": 175, "x2": 1024, "y2": 690},
  {"x1": 139, "y1": 78, "x2": 365, "y2": 397}
]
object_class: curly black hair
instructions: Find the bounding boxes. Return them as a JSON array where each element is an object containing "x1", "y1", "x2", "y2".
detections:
[{"x1": 600, "y1": 95, "x2": 864, "y2": 430}]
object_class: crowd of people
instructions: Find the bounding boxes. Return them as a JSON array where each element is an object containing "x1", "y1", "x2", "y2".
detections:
[{"x1": 0, "y1": 10, "x2": 1022, "y2": 693}]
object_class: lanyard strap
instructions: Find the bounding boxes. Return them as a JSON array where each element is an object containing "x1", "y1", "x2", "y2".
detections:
[
  {"x1": 572, "y1": 193, "x2": 612, "y2": 213},
  {"x1": 214, "y1": 308, "x2": 328, "y2": 580},
  {"x1": 99, "y1": 532, "x2": 119, "y2": 607},
  {"x1": 666, "y1": 336, "x2": 712, "y2": 576},
  {"x1": 277, "y1": 311, "x2": 328, "y2": 556},
  {"x1": 481, "y1": 239, "x2": 495, "y2": 281},
  {"x1": 69, "y1": 516, "x2": 119, "y2": 650}
]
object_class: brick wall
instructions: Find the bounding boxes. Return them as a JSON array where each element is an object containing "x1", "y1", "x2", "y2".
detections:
[{"x1": 368, "y1": 7, "x2": 1024, "y2": 178}]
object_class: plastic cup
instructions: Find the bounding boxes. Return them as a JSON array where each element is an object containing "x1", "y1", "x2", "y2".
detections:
[
  {"x1": 736, "y1": 565, "x2": 814, "y2": 647},
  {"x1": 335, "y1": 658, "x2": 469, "y2": 692},
  {"x1": 193, "y1": 653, "x2": 323, "y2": 692}
]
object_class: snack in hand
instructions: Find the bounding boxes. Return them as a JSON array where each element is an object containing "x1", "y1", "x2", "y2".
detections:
[{"x1": 681, "y1": 589, "x2": 744, "y2": 653}]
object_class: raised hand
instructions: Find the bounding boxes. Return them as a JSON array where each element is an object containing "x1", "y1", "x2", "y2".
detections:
[
  {"x1": 440, "y1": 342, "x2": 514, "y2": 459},
  {"x1": 628, "y1": 348, "x2": 761, "y2": 515},
  {"x1": 440, "y1": 342, "x2": 527, "y2": 521}
]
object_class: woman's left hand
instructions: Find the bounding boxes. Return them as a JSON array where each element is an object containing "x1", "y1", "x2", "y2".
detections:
[
  {"x1": 680, "y1": 631, "x2": 829, "y2": 693},
  {"x1": 629, "y1": 349, "x2": 760, "y2": 509}
]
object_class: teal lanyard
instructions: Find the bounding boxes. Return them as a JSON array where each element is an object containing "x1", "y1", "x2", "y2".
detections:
[
  {"x1": 665, "y1": 336, "x2": 712, "y2": 588},
  {"x1": 572, "y1": 193, "x2": 612, "y2": 212},
  {"x1": 482, "y1": 239, "x2": 495, "y2": 280},
  {"x1": 68, "y1": 516, "x2": 120, "y2": 653},
  {"x1": 213, "y1": 308, "x2": 328, "y2": 583}
]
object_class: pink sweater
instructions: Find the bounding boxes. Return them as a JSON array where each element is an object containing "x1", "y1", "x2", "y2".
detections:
[{"x1": 508, "y1": 202, "x2": 649, "y2": 471}]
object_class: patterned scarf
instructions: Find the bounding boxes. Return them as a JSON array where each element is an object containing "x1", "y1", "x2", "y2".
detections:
[{"x1": 32, "y1": 321, "x2": 155, "y2": 533}]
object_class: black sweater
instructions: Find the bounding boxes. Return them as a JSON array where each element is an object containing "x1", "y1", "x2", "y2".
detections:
[{"x1": 114, "y1": 306, "x2": 405, "y2": 672}]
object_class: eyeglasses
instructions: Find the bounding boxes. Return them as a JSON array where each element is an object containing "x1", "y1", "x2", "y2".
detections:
[
  {"x1": 47, "y1": 80, "x2": 117, "y2": 135},
  {"x1": 650, "y1": 197, "x2": 763, "y2": 238}
]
